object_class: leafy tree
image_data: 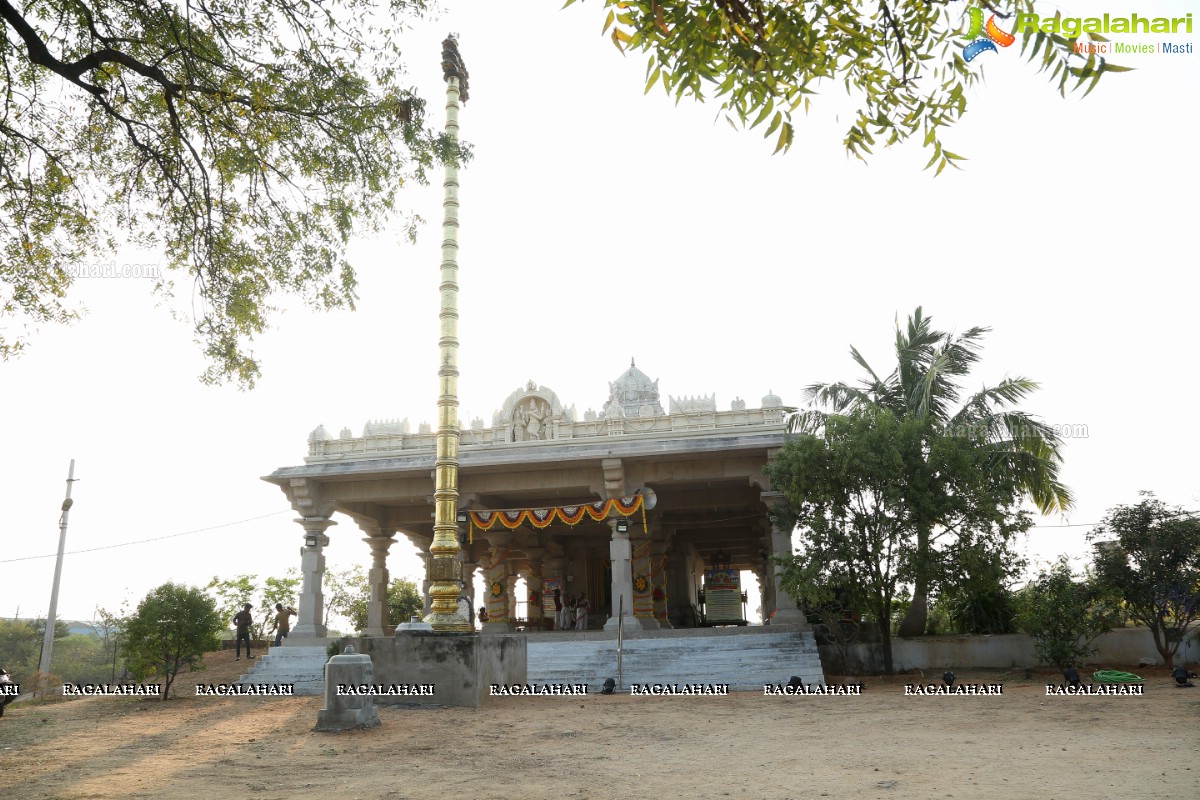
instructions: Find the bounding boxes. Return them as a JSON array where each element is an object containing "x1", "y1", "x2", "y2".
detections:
[
  {"x1": 387, "y1": 578, "x2": 424, "y2": 625},
  {"x1": 1, "y1": 0, "x2": 465, "y2": 384},
  {"x1": 769, "y1": 408, "x2": 919, "y2": 674},
  {"x1": 0, "y1": 619, "x2": 41, "y2": 678},
  {"x1": 207, "y1": 571, "x2": 300, "y2": 641},
  {"x1": 934, "y1": 538, "x2": 1025, "y2": 635},
  {"x1": 323, "y1": 566, "x2": 421, "y2": 632},
  {"x1": 206, "y1": 574, "x2": 261, "y2": 637},
  {"x1": 32, "y1": 618, "x2": 71, "y2": 641},
  {"x1": 92, "y1": 604, "x2": 130, "y2": 683},
  {"x1": 1015, "y1": 557, "x2": 1119, "y2": 669},
  {"x1": 568, "y1": 1, "x2": 1126, "y2": 168},
  {"x1": 121, "y1": 582, "x2": 223, "y2": 699},
  {"x1": 1089, "y1": 493, "x2": 1200, "y2": 669},
  {"x1": 322, "y1": 566, "x2": 367, "y2": 632},
  {"x1": 791, "y1": 307, "x2": 1069, "y2": 638}
]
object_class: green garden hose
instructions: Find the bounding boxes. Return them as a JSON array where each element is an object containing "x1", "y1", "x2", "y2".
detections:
[{"x1": 1092, "y1": 670, "x2": 1142, "y2": 683}]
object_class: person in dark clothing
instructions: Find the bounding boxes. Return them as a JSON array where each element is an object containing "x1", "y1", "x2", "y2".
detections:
[{"x1": 233, "y1": 603, "x2": 255, "y2": 661}]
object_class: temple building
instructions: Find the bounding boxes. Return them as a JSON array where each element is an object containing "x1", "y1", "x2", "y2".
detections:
[{"x1": 263, "y1": 359, "x2": 808, "y2": 641}]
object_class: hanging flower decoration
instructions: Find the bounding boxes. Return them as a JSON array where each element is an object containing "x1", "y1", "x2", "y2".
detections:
[
  {"x1": 633, "y1": 575, "x2": 650, "y2": 593},
  {"x1": 529, "y1": 590, "x2": 540, "y2": 605},
  {"x1": 470, "y1": 496, "x2": 646, "y2": 531},
  {"x1": 489, "y1": 581, "x2": 504, "y2": 598},
  {"x1": 652, "y1": 587, "x2": 665, "y2": 602}
]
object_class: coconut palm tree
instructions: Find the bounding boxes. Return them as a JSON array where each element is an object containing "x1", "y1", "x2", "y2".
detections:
[{"x1": 789, "y1": 307, "x2": 1072, "y2": 637}]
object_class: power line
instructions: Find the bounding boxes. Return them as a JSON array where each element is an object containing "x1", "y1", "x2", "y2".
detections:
[{"x1": 1, "y1": 510, "x2": 292, "y2": 563}]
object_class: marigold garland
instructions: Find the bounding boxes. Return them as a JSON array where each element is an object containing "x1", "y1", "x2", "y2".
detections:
[{"x1": 468, "y1": 496, "x2": 647, "y2": 534}]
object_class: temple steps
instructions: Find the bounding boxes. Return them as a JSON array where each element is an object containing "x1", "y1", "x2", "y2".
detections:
[
  {"x1": 526, "y1": 626, "x2": 824, "y2": 692},
  {"x1": 236, "y1": 645, "x2": 328, "y2": 695},
  {"x1": 233, "y1": 627, "x2": 825, "y2": 695}
]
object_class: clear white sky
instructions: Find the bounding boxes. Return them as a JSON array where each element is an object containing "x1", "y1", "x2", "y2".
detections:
[{"x1": 2, "y1": 0, "x2": 1197, "y2": 626}]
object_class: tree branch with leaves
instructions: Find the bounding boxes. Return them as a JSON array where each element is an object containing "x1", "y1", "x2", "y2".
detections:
[
  {"x1": 567, "y1": 0, "x2": 1127, "y2": 170},
  {"x1": 1, "y1": 0, "x2": 466, "y2": 385}
]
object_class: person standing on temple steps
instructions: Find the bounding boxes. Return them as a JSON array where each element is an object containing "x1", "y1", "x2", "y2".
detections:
[
  {"x1": 270, "y1": 602, "x2": 296, "y2": 647},
  {"x1": 233, "y1": 603, "x2": 255, "y2": 661},
  {"x1": 553, "y1": 588, "x2": 566, "y2": 631},
  {"x1": 575, "y1": 593, "x2": 590, "y2": 631}
]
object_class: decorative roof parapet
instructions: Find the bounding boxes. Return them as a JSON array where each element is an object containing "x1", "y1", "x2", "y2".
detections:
[
  {"x1": 669, "y1": 394, "x2": 717, "y2": 415},
  {"x1": 305, "y1": 401, "x2": 786, "y2": 461}
]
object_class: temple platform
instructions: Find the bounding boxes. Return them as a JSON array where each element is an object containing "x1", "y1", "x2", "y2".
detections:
[
  {"x1": 526, "y1": 624, "x2": 824, "y2": 691},
  {"x1": 237, "y1": 625, "x2": 824, "y2": 695}
]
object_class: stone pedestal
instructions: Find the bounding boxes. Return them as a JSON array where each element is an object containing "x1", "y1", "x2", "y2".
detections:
[
  {"x1": 348, "y1": 633, "x2": 527, "y2": 708},
  {"x1": 315, "y1": 647, "x2": 379, "y2": 731}
]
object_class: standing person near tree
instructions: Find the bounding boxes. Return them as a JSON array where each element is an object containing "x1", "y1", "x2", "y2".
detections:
[
  {"x1": 233, "y1": 603, "x2": 255, "y2": 661},
  {"x1": 269, "y1": 602, "x2": 296, "y2": 647},
  {"x1": 575, "y1": 593, "x2": 590, "y2": 631}
]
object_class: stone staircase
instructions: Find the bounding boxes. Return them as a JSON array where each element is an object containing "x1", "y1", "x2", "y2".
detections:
[
  {"x1": 236, "y1": 645, "x2": 328, "y2": 695},
  {"x1": 526, "y1": 625, "x2": 824, "y2": 692},
  {"x1": 234, "y1": 628, "x2": 825, "y2": 695}
]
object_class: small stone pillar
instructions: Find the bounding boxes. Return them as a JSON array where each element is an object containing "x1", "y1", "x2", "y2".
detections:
[
  {"x1": 293, "y1": 517, "x2": 335, "y2": 640},
  {"x1": 362, "y1": 531, "x2": 396, "y2": 637},
  {"x1": 315, "y1": 646, "x2": 379, "y2": 732},
  {"x1": 604, "y1": 518, "x2": 648, "y2": 631}
]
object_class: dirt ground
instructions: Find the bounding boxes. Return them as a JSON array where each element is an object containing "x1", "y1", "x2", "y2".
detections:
[{"x1": 1, "y1": 649, "x2": 1197, "y2": 800}]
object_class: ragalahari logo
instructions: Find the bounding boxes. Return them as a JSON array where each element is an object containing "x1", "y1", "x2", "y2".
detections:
[{"x1": 962, "y1": 6, "x2": 1016, "y2": 61}]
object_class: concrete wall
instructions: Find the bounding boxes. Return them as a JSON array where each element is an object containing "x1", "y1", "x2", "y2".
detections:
[
  {"x1": 348, "y1": 633, "x2": 526, "y2": 708},
  {"x1": 819, "y1": 626, "x2": 1200, "y2": 674}
]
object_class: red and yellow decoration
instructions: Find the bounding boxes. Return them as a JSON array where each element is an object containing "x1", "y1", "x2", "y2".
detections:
[{"x1": 466, "y1": 496, "x2": 648, "y2": 542}]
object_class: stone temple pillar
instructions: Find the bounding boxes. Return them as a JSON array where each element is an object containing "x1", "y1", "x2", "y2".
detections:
[
  {"x1": 505, "y1": 574, "x2": 520, "y2": 623},
  {"x1": 604, "y1": 519, "x2": 649, "y2": 631},
  {"x1": 631, "y1": 534, "x2": 659, "y2": 629},
  {"x1": 482, "y1": 536, "x2": 514, "y2": 633},
  {"x1": 765, "y1": 503, "x2": 807, "y2": 627},
  {"x1": 462, "y1": 559, "x2": 479, "y2": 627},
  {"x1": 651, "y1": 541, "x2": 672, "y2": 629},
  {"x1": 292, "y1": 516, "x2": 336, "y2": 641},
  {"x1": 362, "y1": 530, "x2": 395, "y2": 637},
  {"x1": 524, "y1": 547, "x2": 545, "y2": 629}
]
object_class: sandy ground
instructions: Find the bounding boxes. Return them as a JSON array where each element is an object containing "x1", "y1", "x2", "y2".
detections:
[{"x1": 1, "y1": 650, "x2": 1197, "y2": 800}]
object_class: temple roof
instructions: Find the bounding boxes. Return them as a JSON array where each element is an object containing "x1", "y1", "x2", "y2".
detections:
[{"x1": 605, "y1": 358, "x2": 664, "y2": 418}]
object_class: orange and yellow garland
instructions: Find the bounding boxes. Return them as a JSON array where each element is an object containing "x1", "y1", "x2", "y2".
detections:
[{"x1": 467, "y1": 496, "x2": 647, "y2": 542}]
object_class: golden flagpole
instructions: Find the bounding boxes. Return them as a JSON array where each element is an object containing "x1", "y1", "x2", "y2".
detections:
[{"x1": 425, "y1": 36, "x2": 471, "y2": 631}]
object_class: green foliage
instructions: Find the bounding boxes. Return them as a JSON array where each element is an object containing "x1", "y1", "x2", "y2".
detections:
[
  {"x1": 566, "y1": 1, "x2": 1124, "y2": 168},
  {"x1": 91, "y1": 604, "x2": 130, "y2": 683},
  {"x1": 1089, "y1": 492, "x2": 1200, "y2": 668},
  {"x1": 1, "y1": 0, "x2": 467, "y2": 385},
  {"x1": 934, "y1": 539, "x2": 1024, "y2": 634},
  {"x1": 769, "y1": 407, "x2": 922, "y2": 674},
  {"x1": 325, "y1": 566, "x2": 423, "y2": 632},
  {"x1": 791, "y1": 306, "x2": 1062, "y2": 638},
  {"x1": 206, "y1": 574, "x2": 262, "y2": 637},
  {"x1": 206, "y1": 571, "x2": 299, "y2": 641},
  {"x1": 1016, "y1": 557, "x2": 1119, "y2": 669},
  {"x1": 0, "y1": 619, "x2": 41, "y2": 679},
  {"x1": 386, "y1": 578, "x2": 425, "y2": 628},
  {"x1": 121, "y1": 582, "x2": 223, "y2": 699}
]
